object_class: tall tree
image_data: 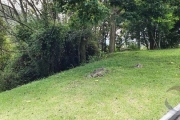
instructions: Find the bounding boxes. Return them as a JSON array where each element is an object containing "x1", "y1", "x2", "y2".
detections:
[
  {"x1": 139, "y1": 0, "x2": 176, "y2": 49},
  {"x1": 107, "y1": 0, "x2": 136, "y2": 52},
  {"x1": 123, "y1": 0, "x2": 178, "y2": 49},
  {"x1": 0, "y1": 0, "x2": 58, "y2": 29},
  {"x1": 55, "y1": 0, "x2": 109, "y2": 62}
]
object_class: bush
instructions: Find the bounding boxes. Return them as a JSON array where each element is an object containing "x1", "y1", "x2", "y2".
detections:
[
  {"x1": 0, "y1": 23, "x2": 100, "y2": 91},
  {"x1": 161, "y1": 31, "x2": 180, "y2": 49},
  {"x1": 0, "y1": 24, "x2": 66, "y2": 91},
  {"x1": 87, "y1": 51, "x2": 107, "y2": 63},
  {"x1": 0, "y1": 71, "x2": 19, "y2": 91},
  {"x1": 0, "y1": 53, "x2": 38, "y2": 91},
  {"x1": 86, "y1": 41, "x2": 100, "y2": 60},
  {"x1": 127, "y1": 43, "x2": 139, "y2": 50}
]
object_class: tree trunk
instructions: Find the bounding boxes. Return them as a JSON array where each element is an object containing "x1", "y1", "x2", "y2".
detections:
[
  {"x1": 80, "y1": 37, "x2": 87, "y2": 63},
  {"x1": 150, "y1": 40, "x2": 154, "y2": 50},
  {"x1": 157, "y1": 31, "x2": 161, "y2": 48},
  {"x1": 19, "y1": 0, "x2": 27, "y2": 22},
  {"x1": 109, "y1": 14, "x2": 116, "y2": 53},
  {"x1": 101, "y1": 24, "x2": 105, "y2": 51},
  {"x1": 137, "y1": 31, "x2": 141, "y2": 50},
  {"x1": 101, "y1": 22, "x2": 107, "y2": 52},
  {"x1": 42, "y1": 0, "x2": 49, "y2": 27},
  {"x1": 149, "y1": 31, "x2": 155, "y2": 50},
  {"x1": 148, "y1": 26, "x2": 155, "y2": 50}
]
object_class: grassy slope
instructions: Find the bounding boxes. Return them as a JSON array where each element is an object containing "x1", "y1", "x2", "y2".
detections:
[{"x1": 0, "y1": 49, "x2": 180, "y2": 120}]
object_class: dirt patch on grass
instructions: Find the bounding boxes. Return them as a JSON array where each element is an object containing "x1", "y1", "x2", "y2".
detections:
[{"x1": 86, "y1": 68, "x2": 109, "y2": 78}]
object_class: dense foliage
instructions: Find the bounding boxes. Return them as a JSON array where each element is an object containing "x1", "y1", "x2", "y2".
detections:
[
  {"x1": 0, "y1": 22, "x2": 99, "y2": 91},
  {"x1": 0, "y1": 0, "x2": 180, "y2": 91},
  {"x1": 0, "y1": 18, "x2": 7, "y2": 71}
]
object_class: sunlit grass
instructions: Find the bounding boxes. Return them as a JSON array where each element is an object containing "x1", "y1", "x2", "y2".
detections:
[{"x1": 0, "y1": 49, "x2": 180, "y2": 120}]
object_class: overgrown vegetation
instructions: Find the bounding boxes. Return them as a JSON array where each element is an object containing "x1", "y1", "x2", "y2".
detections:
[{"x1": 0, "y1": 23, "x2": 99, "y2": 91}]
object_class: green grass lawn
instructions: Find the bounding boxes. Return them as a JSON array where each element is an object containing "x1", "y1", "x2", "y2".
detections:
[{"x1": 0, "y1": 49, "x2": 180, "y2": 120}]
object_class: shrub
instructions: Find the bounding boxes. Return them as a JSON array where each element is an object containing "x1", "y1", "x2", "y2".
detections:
[
  {"x1": 86, "y1": 41, "x2": 100, "y2": 59},
  {"x1": 0, "y1": 23, "x2": 100, "y2": 91},
  {"x1": 128, "y1": 43, "x2": 139, "y2": 50},
  {"x1": 0, "y1": 24, "x2": 66, "y2": 91},
  {"x1": 161, "y1": 31, "x2": 180, "y2": 49}
]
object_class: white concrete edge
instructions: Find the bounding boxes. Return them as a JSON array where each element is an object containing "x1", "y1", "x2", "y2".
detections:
[{"x1": 160, "y1": 104, "x2": 180, "y2": 120}]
